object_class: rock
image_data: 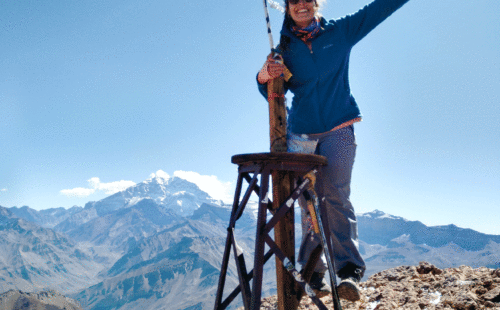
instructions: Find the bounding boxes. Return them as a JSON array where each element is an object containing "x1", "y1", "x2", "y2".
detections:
[
  {"x1": 492, "y1": 269, "x2": 500, "y2": 278},
  {"x1": 416, "y1": 261, "x2": 443, "y2": 275},
  {"x1": 484, "y1": 301, "x2": 496, "y2": 307},
  {"x1": 0, "y1": 290, "x2": 83, "y2": 310},
  {"x1": 252, "y1": 263, "x2": 500, "y2": 310},
  {"x1": 483, "y1": 286, "x2": 500, "y2": 302}
]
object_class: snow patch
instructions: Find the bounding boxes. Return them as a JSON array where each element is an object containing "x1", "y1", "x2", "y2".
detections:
[
  {"x1": 429, "y1": 291, "x2": 442, "y2": 305},
  {"x1": 378, "y1": 213, "x2": 398, "y2": 220},
  {"x1": 391, "y1": 234, "x2": 411, "y2": 243},
  {"x1": 126, "y1": 197, "x2": 144, "y2": 207},
  {"x1": 368, "y1": 301, "x2": 380, "y2": 310},
  {"x1": 245, "y1": 200, "x2": 260, "y2": 220},
  {"x1": 147, "y1": 170, "x2": 171, "y2": 185}
]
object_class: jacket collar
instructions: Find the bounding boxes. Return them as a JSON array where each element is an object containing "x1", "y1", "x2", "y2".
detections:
[{"x1": 280, "y1": 16, "x2": 329, "y2": 39}]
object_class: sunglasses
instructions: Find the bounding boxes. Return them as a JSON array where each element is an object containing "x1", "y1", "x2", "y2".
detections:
[{"x1": 288, "y1": 0, "x2": 314, "y2": 5}]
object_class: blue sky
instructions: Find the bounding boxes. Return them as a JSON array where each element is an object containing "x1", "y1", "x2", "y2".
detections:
[{"x1": 1, "y1": 0, "x2": 499, "y2": 234}]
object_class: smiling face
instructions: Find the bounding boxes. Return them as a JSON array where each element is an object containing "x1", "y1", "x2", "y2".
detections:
[{"x1": 287, "y1": 0, "x2": 317, "y2": 28}]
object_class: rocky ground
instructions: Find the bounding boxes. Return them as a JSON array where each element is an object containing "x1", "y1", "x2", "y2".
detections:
[
  {"x1": 254, "y1": 262, "x2": 500, "y2": 310},
  {"x1": 0, "y1": 289, "x2": 83, "y2": 310}
]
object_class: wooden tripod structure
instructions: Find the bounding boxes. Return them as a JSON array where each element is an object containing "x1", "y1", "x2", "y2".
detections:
[{"x1": 213, "y1": 75, "x2": 340, "y2": 310}]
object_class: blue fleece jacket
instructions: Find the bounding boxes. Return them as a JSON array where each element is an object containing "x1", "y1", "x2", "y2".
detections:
[{"x1": 258, "y1": 0, "x2": 410, "y2": 134}]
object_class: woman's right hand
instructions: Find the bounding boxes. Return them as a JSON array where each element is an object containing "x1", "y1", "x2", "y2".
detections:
[{"x1": 257, "y1": 54, "x2": 285, "y2": 84}]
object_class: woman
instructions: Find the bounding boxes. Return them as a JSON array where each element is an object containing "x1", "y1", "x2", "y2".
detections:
[{"x1": 257, "y1": 0, "x2": 410, "y2": 301}]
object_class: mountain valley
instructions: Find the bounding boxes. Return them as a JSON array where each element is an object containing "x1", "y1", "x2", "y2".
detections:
[{"x1": 1, "y1": 173, "x2": 499, "y2": 309}]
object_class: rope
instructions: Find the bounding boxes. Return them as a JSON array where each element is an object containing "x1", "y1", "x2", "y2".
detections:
[{"x1": 268, "y1": 92, "x2": 285, "y2": 101}]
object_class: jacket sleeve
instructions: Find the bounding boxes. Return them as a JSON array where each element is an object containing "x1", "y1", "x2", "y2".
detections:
[
  {"x1": 257, "y1": 73, "x2": 268, "y2": 98},
  {"x1": 337, "y1": 0, "x2": 410, "y2": 46}
]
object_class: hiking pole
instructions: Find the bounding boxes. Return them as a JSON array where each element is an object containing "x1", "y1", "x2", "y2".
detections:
[
  {"x1": 263, "y1": 0, "x2": 276, "y2": 53},
  {"x1": 262, "y1": 0, "x2": 285, "y2": 51},
  {"x1": 303, "y1": 172, "x2": 343, "y2": 310},
  {"x1": 260, "y1": 2, "x2": 299, "y2": 310},
  {"x1": 262, "y1": 0, "x2": 291, "y2": 152}
]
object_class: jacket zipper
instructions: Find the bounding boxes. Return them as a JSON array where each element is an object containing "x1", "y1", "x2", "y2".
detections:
[{"x1": 307, "y1": 42, "x2": 313, "y2": 54}]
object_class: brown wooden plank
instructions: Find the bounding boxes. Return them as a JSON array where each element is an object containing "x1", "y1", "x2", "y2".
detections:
[
  {"x1": 250, "y1": 168, "x2": 272, "y2": 310},
  {"x1": 267, "y1": 72, "x2": 297, "y2": 310},
  {"x1": 272, "y1": 170, "x2": 298, "y2": 310},
  {"x1": 268, "y1": 78, "x2": 287, "y2": 153},
  {"x1": 232, "y1": 153, "x2": 327, "y2": 167}
]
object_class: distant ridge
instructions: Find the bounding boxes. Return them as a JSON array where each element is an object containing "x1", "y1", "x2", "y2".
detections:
[
  {"x1": 1, "y1": 174, "x2": 499, "y2": 309},
  {"x1": 0, "y1": 289, "x2": 83, "y2": 310},
  {"x1": 358, "y1": 209, "x2": 500, "y2": 251}
]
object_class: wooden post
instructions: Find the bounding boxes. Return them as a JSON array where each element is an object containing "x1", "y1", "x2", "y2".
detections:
[
  {"x1": 268, "y1": 73, "x2": 299, "y2": 310},
  {"x1": 267, "y1": 76, "x2": 287, "y2": 153}
]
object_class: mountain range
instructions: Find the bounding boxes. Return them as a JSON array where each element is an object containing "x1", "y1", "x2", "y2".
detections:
[{"x1": 1, "y1": 173, "x2": 499, "y2": 309}]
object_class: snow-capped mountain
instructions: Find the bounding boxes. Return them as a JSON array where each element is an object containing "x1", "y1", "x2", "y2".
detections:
[
  {"x1": 84, "y1": 173, "x2": 224, "y2": 217},
  {"x1": 2, "y1": 175, "x2": 500, "y2": 310},
  {"x1": 357, "y1": 209, "x2": 500, "y2": 252},
  {"x1": 356, "y1": 209, "x2": 500, "y2": 277},
  {"x1": 51, "y1": 173, "x2": 227, "y2": 239}
]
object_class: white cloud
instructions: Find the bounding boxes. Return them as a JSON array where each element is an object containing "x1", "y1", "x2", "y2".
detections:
[
  {"x1": 0, "y1": 188, "x2": 7, "y2": 192},
  {"x1": 88, "y1": 177, "x2": 136, "y2": 195},
  {"x1": 60, "y1": 187, "x2": 96, "y2": 197},
  {"x1": 60, "y1": 177, "x2": 136, "y2": 198},
  {"x1": 173, "y1": 170, "x2": 233, "y2": 203},
  {"x1": 59, "y1": 171, "x2": 233, "y2": 202}
]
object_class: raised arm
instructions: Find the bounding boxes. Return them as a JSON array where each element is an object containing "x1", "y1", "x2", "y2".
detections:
[{"x1": 337, "y1": 0, "x2": 410, "y2": 46}]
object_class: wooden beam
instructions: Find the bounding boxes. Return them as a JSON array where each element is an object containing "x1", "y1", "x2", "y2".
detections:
[
  {"x1": 268, "y1": 76, "x2": 299, "y2": 310},
  {"x1": 268, "y1": 77, "x2": 287, "y2": 153}
]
